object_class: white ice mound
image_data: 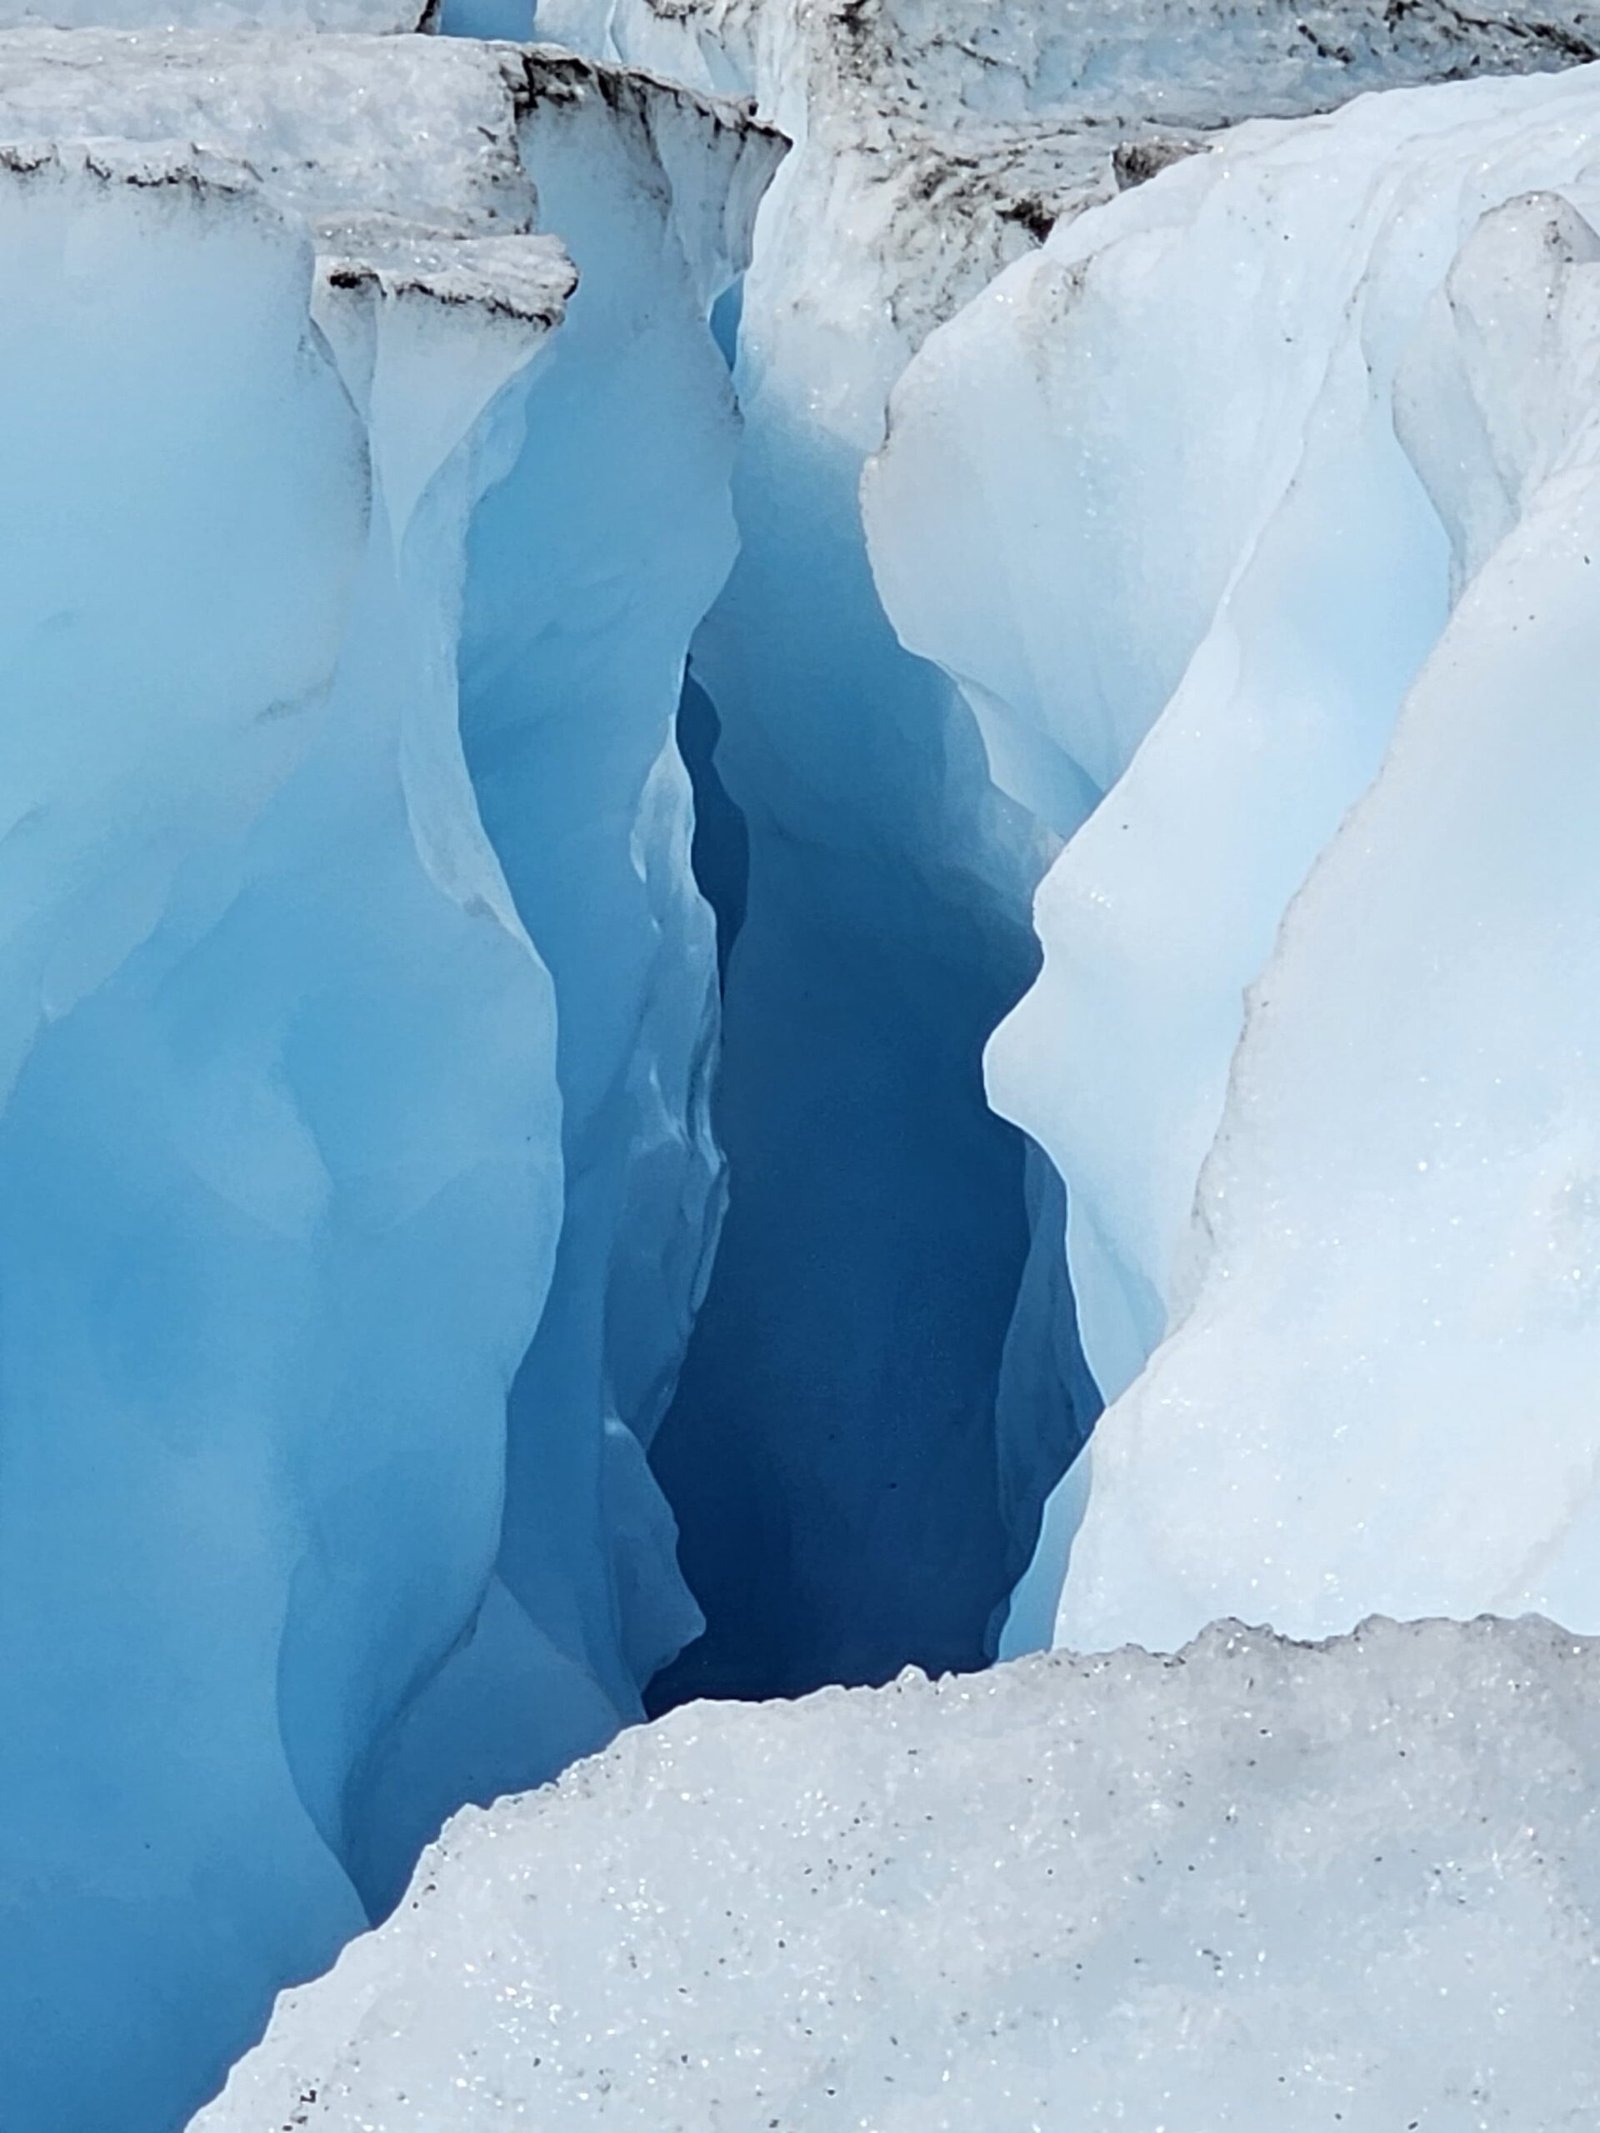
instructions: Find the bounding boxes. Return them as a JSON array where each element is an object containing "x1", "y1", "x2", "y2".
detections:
[
  {"x1": 195, "y1": 1615, "x2": 1600, "y2": 2132},
  {"x1": 866, "y1": 59, "x2": 1600, "y2": 1653},
  {"x1": 0, "y1": 37, "x2": 779, "y2": 2133},
  {"x1": 1065, "y1": 176, "x2": 1600, "y2": 1639}
]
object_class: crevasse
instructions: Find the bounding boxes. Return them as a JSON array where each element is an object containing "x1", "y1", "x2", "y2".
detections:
[
  {"x1": 535, "y1": 0, "x2": 1600, "y2": 1687},
  {"x1": 538, "y1": 0, "x2": 1106, "y2": 1701}
]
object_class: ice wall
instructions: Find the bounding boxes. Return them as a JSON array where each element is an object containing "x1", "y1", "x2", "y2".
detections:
[
  {"x1": 867, "y1": 58, "x2": 1600, "y2": 1652},
  {"x1": 0, "y1": 131, "x2": 560, "y2": 2133},
  {"x1": 866, "y1": 95, "x2": 1457, "y2": 1408},
  {"x1": 196, "y1": 1613, "x2": 1600, "y2": 2132},
  {"x1": 0, "y1": 36, "x2": 777, "y2": 2133}
]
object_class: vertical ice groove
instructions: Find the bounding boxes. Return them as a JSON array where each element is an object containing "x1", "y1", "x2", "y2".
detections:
[{"x1": 354, "y1": 56, "x2": 785, "y2": 1903}]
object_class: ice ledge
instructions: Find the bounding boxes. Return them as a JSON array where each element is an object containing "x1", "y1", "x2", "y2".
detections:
[
  {"x1": 514, "y1": 41, "x2": 785, "y2": 305},
  {"x1": 0, "y1": 132, "x2": 265, "y2": 200},
  {"x1": 315, "y1": 215, "x2": 575, "y2": 326},
  {"x1": 0, "y1": 30, "x2": 782, "y2": 324}
]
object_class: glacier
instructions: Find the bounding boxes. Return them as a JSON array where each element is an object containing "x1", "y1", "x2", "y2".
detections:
[
  {"x1": 196, "y1": 1614, "x2": 1600, "y2": 2132},
  {"x1": 866, "y1": 54, "x2": 1600, "y2": 1657},
  {"x1": 6, "y1": 0, "x2": 1600, "y2": 2120},
  {"x1": 0, "y1": 34, "x2": 778, "y2": 2133}
]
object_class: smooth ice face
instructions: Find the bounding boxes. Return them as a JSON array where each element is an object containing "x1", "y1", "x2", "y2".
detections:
[
  {"x1": 866, "y1": 57, "x2": 1600, "y2": 1650},
  {"x1": 867, "y1": 92, "x2": 1462, "y2": 1412},
  {"x1": 0, "y1": 37, "x2": 779, "y2": 2133},
  {"x1": 194, "y1": 1615, "x2": 1600, "y2": 2132},
  {"x1": 1053, "y1": 91, "x2": 1600, "y2": 1651}
]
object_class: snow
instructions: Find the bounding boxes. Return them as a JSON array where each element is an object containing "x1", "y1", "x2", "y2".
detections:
[
  {"x1": 866, "y1": 58, "x2": 1600, "y2": 1654},
  {"x1": 0, "y1": 38, "x2": 779, "y2": 2133},
  {"x1": 194, "y1": 1614, "x2": 1600, "y2": 2132}
]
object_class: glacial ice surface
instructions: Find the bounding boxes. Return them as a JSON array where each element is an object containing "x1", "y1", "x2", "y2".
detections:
[
  {"x1": 12, "y1": 6, "x2": 1600, "y2": 2126},
  {"x1": 196, "y1": 1615, "x2": 1600, "y2": 2133}
]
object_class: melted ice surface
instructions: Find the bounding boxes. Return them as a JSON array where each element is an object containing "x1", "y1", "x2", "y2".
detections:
[{"x1": 197, "y1": 1615, "x2": 1600, "y2": 2132}]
